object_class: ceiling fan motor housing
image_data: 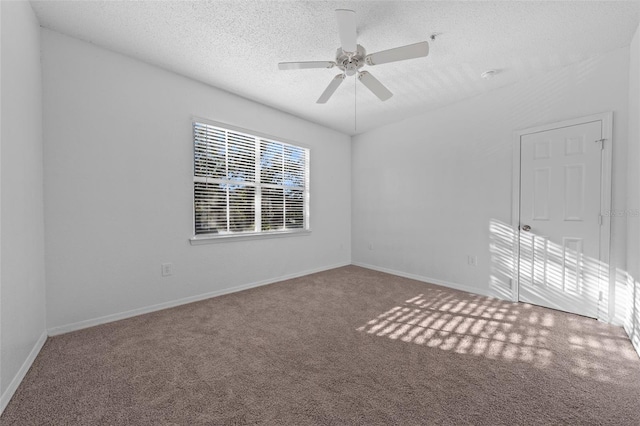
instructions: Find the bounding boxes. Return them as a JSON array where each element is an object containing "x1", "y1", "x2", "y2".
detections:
[{"x1": 336, "y1": 44, "x2": 366, "y2": 76}]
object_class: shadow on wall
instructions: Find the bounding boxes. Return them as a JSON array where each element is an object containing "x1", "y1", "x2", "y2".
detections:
[
  {"x1": 509, "y1": 53, "x2": 603, "y2": 130},
  {"x1": 617, "y1": 268, "x2": 640, "y2": 355},
  {"x1": 489, "y1": 220, "x2": 516, "y2": 300},
  {"x1": 488, "y1": 219, "x2": 640, "y2": 357},
  {"x1": 491, "y1": 219, "x2": 604, "y2": 313}
]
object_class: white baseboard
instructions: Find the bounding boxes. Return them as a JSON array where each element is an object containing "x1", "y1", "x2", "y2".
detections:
[
  {"x1": 0, "y1": 331, "x2": 47, "y2": 416},
  {"x1": 631, "y1": 333, "x2": 640, "y2": 360},
  {"x1": 47, "y1": 262, "x2": 351, "y2": 336},
  {"x1": 352, "y1": 261, "x2": 494, "y2": 299},
  {"x1": 624, "y1": 311, "x2": 640, "y2": 360}
]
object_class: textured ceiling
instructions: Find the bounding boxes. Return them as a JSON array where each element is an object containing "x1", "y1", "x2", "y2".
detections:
[{"x1": 31, "y1": 1, "x2": 640, "y2": 136}]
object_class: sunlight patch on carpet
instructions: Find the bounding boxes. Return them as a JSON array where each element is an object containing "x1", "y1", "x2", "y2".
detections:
[{"x1": 357, "y1": 289, "x2": 636, "y2": 382}]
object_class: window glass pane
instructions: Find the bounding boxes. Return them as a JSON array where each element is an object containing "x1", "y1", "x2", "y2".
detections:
[
  {"x1": 229, "y1": 184, "x2": 255, "y2": 232},
  {"x1": 284, "y1": 145, "x2": 305, "y2": 188},
  {"x1": 194, "y1": 182, "x2": 227, "y2": 234},
  {"x1": 261, "y1": 187, "x2": 284, "y2": 231},
  {"x1": 285, "y1": 189, "x2": 304, "y2": 229},
  {"x1": 227, "y1": 131, "x2": 255, "y2": 182},
  {"x1": 260, "y1": 140, "x2": 283, "y2": 185},
  {"x1": 194, "y1": 123, "x2": 226, "y2": 179}
]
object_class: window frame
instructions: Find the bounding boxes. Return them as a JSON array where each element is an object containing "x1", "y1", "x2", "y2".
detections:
[{"x1": 190, "y1": 118, "x2": 311, "y2": 244}]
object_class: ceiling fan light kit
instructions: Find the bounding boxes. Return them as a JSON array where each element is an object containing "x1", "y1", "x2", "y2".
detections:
[
  {"x1": 278, "y1": 9, "x2": 430, "y2": 104},
  {"x1": 336, "y1": 44, "x2": 366, "y2": 76}
]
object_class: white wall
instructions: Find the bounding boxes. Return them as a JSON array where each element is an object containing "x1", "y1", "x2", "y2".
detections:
[
  {"x1": 625, "y1": 23, "x2": 639, "y2": 354},
  {"x1": 42, "y1": 30, "x2": 351, "y2": 332},
  {"x1": 0, "y1": 0, "x2": 47, "y2": 411},
  {"x1": 352, "y1": 47, "x2": 630, "y2": 318}
]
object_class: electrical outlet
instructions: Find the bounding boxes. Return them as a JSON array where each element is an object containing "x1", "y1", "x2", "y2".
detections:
[
  {"x1": 467, "y1": 255, "x2": 477, "y2": 266},
  {"x1": 161, "y1": 263, "x2": 173, "y2": 277}
]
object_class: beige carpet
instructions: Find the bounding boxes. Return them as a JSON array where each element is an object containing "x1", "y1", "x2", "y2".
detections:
[{"x1": 3, "y1": 266, "x2": 640, "y2": 425}]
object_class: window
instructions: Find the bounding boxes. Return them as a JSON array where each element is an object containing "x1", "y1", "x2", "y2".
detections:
[{"x1": 193, "y1": 121, "x2": 309, "y2": 239}]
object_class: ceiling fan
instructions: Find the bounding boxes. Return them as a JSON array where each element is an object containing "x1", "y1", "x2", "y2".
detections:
[{"x1": 278, "y1": 9, "x2": 429, "y2": 104}]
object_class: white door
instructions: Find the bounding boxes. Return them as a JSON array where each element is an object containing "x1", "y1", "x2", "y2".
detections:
[{"x1": 518, "y1": 120, "x2": 603, "y2": 318}]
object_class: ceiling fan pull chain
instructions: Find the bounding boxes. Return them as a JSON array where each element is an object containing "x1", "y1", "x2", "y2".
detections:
[{"x1": 354, "y1": 74, "x2": 357, "y2": 133}]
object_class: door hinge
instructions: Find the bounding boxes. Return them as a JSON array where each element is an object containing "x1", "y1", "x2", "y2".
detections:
[
  {"x1": 599, "y1": 291, "x2": 604, "y2": 301},
  {"x1": 598, "y1": 214, "x2": 603, "y2": 225},
  {"x1": 595, "y1": 138, "x2": 606, "y2": 150}
]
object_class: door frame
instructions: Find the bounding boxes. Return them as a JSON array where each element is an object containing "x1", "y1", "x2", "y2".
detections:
[{"x1": 510, "y1": 112, "x2": 613, "y2": 321}]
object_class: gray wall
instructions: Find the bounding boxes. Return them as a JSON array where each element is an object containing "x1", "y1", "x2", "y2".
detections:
[
  {"x1": 352, "y1": 47, "x2": 631, "y2": 323},
  {"x1": 0, "y1": 0, "x2": 47, "y2": 410},
  {"x1": 625, "y1": 23, "x2": 639, "y2": 353},
  {"x1": 41, "y1": 30, "x2": 352, "y2": 332}
]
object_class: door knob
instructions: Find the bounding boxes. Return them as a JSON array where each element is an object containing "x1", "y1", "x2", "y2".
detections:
[{"x1": 521, "y1": 224, "x2": 531, "y2": 232}]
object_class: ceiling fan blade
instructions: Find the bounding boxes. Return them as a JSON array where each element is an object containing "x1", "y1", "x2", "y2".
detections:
[
  {"x1": 365, "y1": 41, "x2": 429, "y2": 66},
  {"x1": 357, "y1": 71, "x2": 393, "y2": 101},
  {"x1": 335, "y1": 9, "x2": 357, "y2": 53},
  {"x1": 317, "y1": 74, "x2": 346, "y2": 104},
  {"x1": 278, "y1": 61, "x2": 336, "y2": 70}
]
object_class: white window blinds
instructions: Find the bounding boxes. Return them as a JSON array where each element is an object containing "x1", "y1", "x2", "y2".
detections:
[{"x1": 193, "y1": 121, "x2": 309, "y2": 237}]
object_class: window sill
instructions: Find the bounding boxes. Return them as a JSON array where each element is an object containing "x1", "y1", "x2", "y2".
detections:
[{"x1": 189, "y1": 229, "x2": 311, "y2": 245}]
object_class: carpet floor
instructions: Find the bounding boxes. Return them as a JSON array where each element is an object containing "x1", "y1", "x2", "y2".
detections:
[{"x1": 2, "y1": 265, "x2": 640, "y2": 425}]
